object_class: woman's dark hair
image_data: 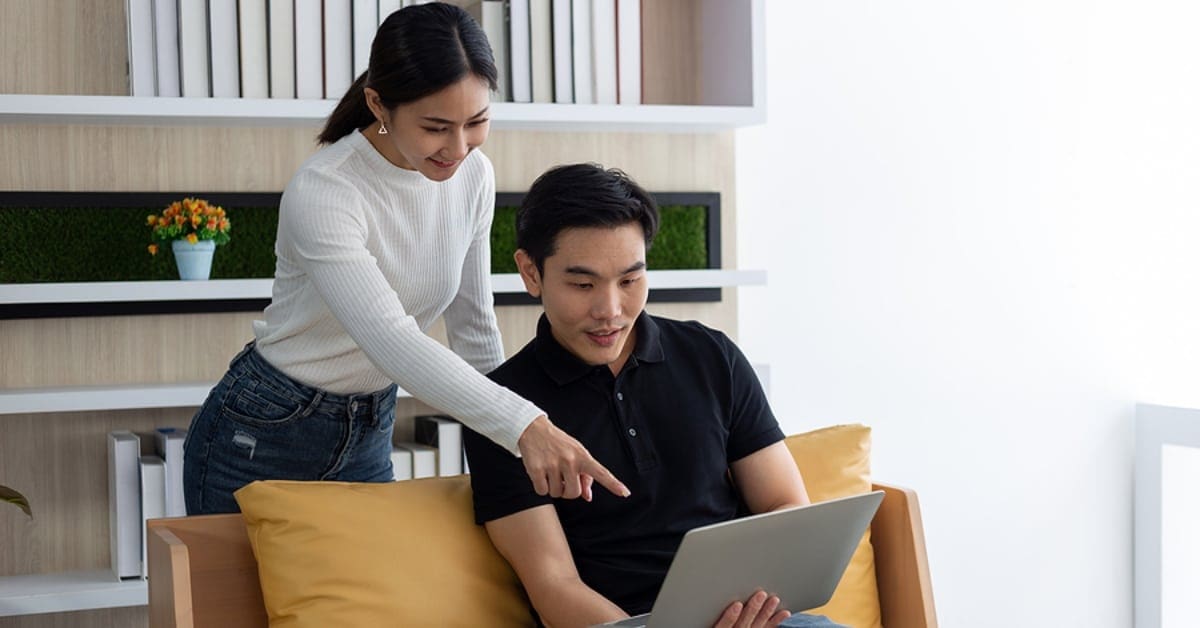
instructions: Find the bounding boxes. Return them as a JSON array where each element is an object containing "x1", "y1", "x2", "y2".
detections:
[
  {"x1": 318, "y1": 2, "x2": 499, "y2": 144},
  {"x1": 517, "y1": 163, "x2": 660, "y2": 272}
]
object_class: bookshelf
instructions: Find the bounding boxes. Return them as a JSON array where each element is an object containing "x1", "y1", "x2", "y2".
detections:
[{"x1": 0, "y1": 0, "x2": 764, "y2": 624}]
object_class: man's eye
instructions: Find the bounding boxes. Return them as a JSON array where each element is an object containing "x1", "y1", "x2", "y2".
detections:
[{"x1": 573, "y1": 283, "x2": 593, "y2": 289}]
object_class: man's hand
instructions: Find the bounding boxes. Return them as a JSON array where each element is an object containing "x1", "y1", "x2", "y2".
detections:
[
  {"x1": 713, "y1": 590, "x2": 791, "y2": 628},
  {"x1": 518, "y1": 415, "x2": 630, "y2": 500}
]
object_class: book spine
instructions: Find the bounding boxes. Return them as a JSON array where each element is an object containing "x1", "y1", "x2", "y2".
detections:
[
  {"x1": 551, "y1": 0, "x2": 573, "y2": 103},
  {"x1": 390, "y1": 446, "x2": 413, "y2": 481},
  {"x1": 570, "y1": 0, "x2": 592, "y2": 104},
  {"x1": 324, "y1": 0, "x2": 354, "y2": 98},
  {"x1": 208, "y1": 0, "x2": 241, "y2": 98},
  {"x1": 294, "y1": 0, "x2": 324, "y2": 99},
  {"x1": 377, "y1": 0, "x2": 402, "y2": 27},
  {"x1": 239, "y1": 0, "x2": 270, "y2": 99},
  {"x1": 268, "y1": 0, "x2": 296, "y2": 98},
  {"x1": 178, "y1": 0, "x2": 211, "y2": 97},
  {"x1": 529, "y1": 0, "x2": 553, "y2": 103},
  {"x1": 479, "y1": 1, "x2": 509, "y2": 102},
  {"x1": 154, "y1": 429, "x2": 187, "y2": 517},
  {"x1": 508, "y1": 0, "x2": 532, "y2": 102},
  {"x1": 152, "y1": 0, "x2": 180, "y2": 96},
  {"x1": 108, "y1": 431, "x2": 141, "y2": 579},
  {"x1": 590, "y1": 0, "x2": 617, "y2": 105},
  {"x1": 138, "y1": 455, "x2": 166, "y2": 578},
  {"x1": 615, "y1": 0, "x2": 639, "y2": 105},
  {"x1": 126, "y1": 0, "x2": 158, "y2": 96},
  {"x1": 352, "y1": 0, "x2": 377, "y2": 79}
]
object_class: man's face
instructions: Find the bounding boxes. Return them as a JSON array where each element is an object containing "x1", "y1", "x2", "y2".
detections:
[{"x1": 517, "y1": 223, "x2": 649, "y2": 374}]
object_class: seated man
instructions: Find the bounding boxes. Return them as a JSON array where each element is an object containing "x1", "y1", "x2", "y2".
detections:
[{"x1": 464, "y1": 163, "x2": 844, "y2": 628}]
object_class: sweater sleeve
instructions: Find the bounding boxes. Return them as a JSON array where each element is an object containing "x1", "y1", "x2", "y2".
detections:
[
  {"x1": 280, "y1": 169, "x2": 541, "y2": 455},
  {"x1": 441, "y1": 153, "x2": 508, "y2": 375}
]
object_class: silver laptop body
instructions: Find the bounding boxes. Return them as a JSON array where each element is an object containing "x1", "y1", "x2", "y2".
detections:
[{"x1": 596, "y1": 490, "x2": 885, "y2": 628}]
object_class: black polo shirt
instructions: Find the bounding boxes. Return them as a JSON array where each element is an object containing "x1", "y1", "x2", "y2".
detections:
[{"x1": 464, "y1": 312, "x2": 784, "y2": 616}]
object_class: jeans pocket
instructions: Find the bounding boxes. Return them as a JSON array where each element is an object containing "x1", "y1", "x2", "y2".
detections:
[{"x1": 220, "y1": 378, "x2": 307, "y2": 427}]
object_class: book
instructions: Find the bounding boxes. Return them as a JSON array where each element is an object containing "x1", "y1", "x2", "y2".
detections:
[
  {"x1": 390, "y1": 446, "x2": 414, "y2": 481},
  {"x1": 154, "y1": 428, "x2": 187, "y2": 517},
  {"x1": 551, "y1": 0, "x2": 573, "y2": 103},
  {"x1": 125, "y1": 0, "x2": 157, "y2": 96},
  {"x1": 108, "y1": 430, "x2": 141, "y2": 580},
  {"x1": 393, "y1": 441, "x2": 437, "y2": 479},
  {"x1": 615, "y1": 0, "x2": 639, "y2": 104},
  {"x1": 529, "y1": 0, "x2": 553, "y2": 103},
  {"x1": 178, "y1": 0, "x2": 210, "y2": 96},
  {"x1": 377, "y1": 0, "x2": 402, "y2": 26},
  {"x1": 152, "y1": 0, "x2": 180, "y2": 96},
  {"x1": 414, "y1": 415, "x2": 464, "y2": 476},
  {"x1": 138, "y1": 455, "x2": 166, "y2": 578},
  {"x1": 239, "y1": 0, "x2": 270, "y2": 99},
  {"x1": 324, "y1": 0, "x2": 354, "y2": 99},
  {"x1": 466, "y1": 1, "x2": 509, "y2": 102},
  {"x1": 208, "y1": 0, "x2": 241, "y2": 98},
  {"x1": 294, "y1": 0, "x2": 324, "y2": 99},
  {"x1": 352, "y1": 0, "x2": 378, "y2": 79},
  {"x1": 268, "y1": 0, "x2": 296, "y2": 98},
  {"x1": 570, "y1": 0, "x2": 593, "y2": 104},
  {"x1": 590, "y1": 0, "x2": 617, "y2": 104},
  {"x1": 508, "y1": 0, "x2": 532, "y2": 102}
]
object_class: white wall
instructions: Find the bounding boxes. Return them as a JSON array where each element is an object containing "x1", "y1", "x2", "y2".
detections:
[{"x1": 736, "y1": 1, "x2": 1200, "y2": 626}]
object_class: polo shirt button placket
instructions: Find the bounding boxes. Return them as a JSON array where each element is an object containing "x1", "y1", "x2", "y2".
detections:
[
  {"x1": 628, "y1": 427, "x2": 637, "y2": 437},
  {"x1": 616, "y1": 392, "x2": 624, "y2": 401}
]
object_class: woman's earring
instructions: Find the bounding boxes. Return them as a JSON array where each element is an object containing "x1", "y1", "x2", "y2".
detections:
[{"x1": 377, "y1": 121, "x2": 389, "y2": 135}]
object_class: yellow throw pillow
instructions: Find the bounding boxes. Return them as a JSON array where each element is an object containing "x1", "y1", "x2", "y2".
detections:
[
  {"x1": 235, "y1": 476, "x2": 534, "y2": 628},
  {"x1": 784, "y1": 424, "x2": 883, "y2": 628}
]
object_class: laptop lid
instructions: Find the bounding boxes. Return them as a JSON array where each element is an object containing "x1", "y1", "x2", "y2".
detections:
[{"x1": 643, "y1": 490, "x2": 885, "y2": 628}]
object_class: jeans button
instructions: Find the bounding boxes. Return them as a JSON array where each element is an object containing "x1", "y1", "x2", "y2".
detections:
[{"x1": 350, "y1": 400, "x2": 359, "y2": 413}]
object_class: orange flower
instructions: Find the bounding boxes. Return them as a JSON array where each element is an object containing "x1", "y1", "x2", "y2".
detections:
[
  {"x1": 174, "y1": 215, "x2": 186, "y2": 226},
  {"x1": 186, "y1": 233, "x2": 198, "y2": 245},
  {"x1": 146, "y1": 214, "x2": 157, "y2": 225},
  {"x1": 206, "y1": 219, "x2": 218, "y2": 230},
  {"x1": 158, "y1": 216, "x2": 170, "y2": 227},
  {"x1": 191, "y1": 214, "x2": 202, "y2": 228},
  {"x1": 147, "y1": 244, "x2": 158, "y2": 256},
  {"x1": 219, "y1": 218, "x2": 230, "y2": 230}
]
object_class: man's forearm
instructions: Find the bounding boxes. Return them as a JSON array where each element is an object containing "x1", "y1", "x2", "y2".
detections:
[{"x1": 532, "y1": 576, "x2": 630, "y2": 628}]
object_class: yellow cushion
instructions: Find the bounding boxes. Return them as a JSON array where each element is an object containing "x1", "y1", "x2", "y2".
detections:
[
  {"x1": 235, "y1": 476, "x2": 534, "y2": 628},
  {"x1": 785, "y1": 424, "x2": 883, "y2": 628}
]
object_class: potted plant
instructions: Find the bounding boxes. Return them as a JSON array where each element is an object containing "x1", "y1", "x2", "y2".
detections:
[
  {"x1": 147, "y1": 197, "x2": 232, "y2": 280},
  {"x1": 1, "y1": 484, "x2": 31, "y2": 517}
]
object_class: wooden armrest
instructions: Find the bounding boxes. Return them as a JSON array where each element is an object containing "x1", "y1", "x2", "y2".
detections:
[
  {"x1": 148, "y1": 521, "x2": 194, "y2": 628},
  {"x1": 871, "y1": 482, "x2": 937, "y2": 628}
]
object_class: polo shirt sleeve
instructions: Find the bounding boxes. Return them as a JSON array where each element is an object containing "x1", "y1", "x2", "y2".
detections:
[
  {"x1": 719, "y1": 332, "x2": 785, "y2": 463},
  {"x1": 463, "y1": 425, "x2": 553, "y2": 525}
]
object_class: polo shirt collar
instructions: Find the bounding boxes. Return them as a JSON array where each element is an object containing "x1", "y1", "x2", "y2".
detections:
[{"x1": 534, "y1": 311, "x2": 666, "y2": 386}]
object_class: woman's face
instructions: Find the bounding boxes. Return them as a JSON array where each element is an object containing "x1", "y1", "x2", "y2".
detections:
[{"x1": 365, "y1": 76, "x2": 492, "y2": 182}]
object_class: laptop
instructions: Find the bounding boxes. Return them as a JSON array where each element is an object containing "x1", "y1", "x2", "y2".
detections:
[{"x1": 594, "y1": 490, "x2": 885, "y2": 628}]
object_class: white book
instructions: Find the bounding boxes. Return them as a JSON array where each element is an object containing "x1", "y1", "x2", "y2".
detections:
[
  {"x1": 615, "y1": 0, "x2": 639, "y2": 104},
  {"x1": 209, "y1": 0, "x2": 241, "y2": 97},
  {"x1": 390, "y1": 446, "x2": 413, "y2": 481},
  {"x1": 138, "y1": 455, "x2": 166, "y2": 578},
  {"x1": 239, "y1": 0, "x2": 270, "y2": 98},
  {"x1": 394, "y1": 441, "x2": 437, "y2": 479},
  {"x1": 414, "y1": 415, "x2": 464, "y2": 476},
  {"x1": 590, "y1": 0, "x2": 617, "y2": 104},
  {"x1": 529, "y1": 0, "x2": 553, "y2": 103},
  {"x1": 377, "y1": 0, "x2": 402, "y2": 26},
  {"x1": 352, "y1": 0, "x2": 377, "y2": 79},
  {"x1": 294, "y1": 0, "x2": 324, "y2": 99},
  {"x1": 178, "y1": 0, "x2": 210, "y2": 96},
  {"x1": 268, "y1": 0, "x2": 296, "y2": 98},
  {"x1": 551, "y1": 0, "x2": 573, "y2": 103},
  {"x1": 154, "y1": 428, "x2": 187, "y2": 517},
  {"x1": 324, "y1": 0, "x2": 354, "y2": 98},
  {"x1": 508, "y1": 0, "x2": 531, "y2": 102},
  {"x1": 108, "y1": 431, "x2": 141, "y2": 580},
  {"x1": 467, "y1": 1, "x2": 508, "y2": 102},
  {"x1": 152, "y1": 0, "x2": 180, "y2": 96},
  {"x1": 570, "y1": 0, "x2": 592, "y2": 104},
  {"x1": 125, "y1": 0, "x2": 157, "y2": 96}
]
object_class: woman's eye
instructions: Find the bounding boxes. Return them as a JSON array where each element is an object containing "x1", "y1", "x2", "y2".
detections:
[
  {"x1": 423, "y1": 127, "x2": 448, "y2": 134},
  {"x1": 469, "y1": 119, "x2": 490, "y2": 127}
]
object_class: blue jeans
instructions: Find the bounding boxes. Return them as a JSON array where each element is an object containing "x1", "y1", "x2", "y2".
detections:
[
  {"x1": 182, "y1": 343, "x2": 397, "y2": 514},
  {"x1": 781, "y1": 615, "x2": 846, "y2": 627}
]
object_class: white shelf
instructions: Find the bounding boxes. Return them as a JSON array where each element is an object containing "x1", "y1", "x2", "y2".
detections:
[
  {"x1": 0, "y1": 382, "x2": 413, "y2": 416},
  {"x1": 0, "y1": 569, "x2": 146, "y2": 617},
  {"x1": 0, "y1": 95, "x2": 763, "y2": 132},
  {"x1": 0, "y1": 270, "x2": 766, "y2": 305}
]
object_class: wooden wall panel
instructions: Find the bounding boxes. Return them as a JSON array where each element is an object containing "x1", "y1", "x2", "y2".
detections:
[{"x1": 0, "y1": 0, "x2": 126, "y2": 96}]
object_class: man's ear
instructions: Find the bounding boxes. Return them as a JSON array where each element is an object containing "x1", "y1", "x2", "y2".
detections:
[{"x1": 514, "y1": 249, "x2": 542, "y2": 298}]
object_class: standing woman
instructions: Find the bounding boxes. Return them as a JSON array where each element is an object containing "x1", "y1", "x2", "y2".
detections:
[{"x1": 183, "y1": 2, "x2": 626, "y2": 515}]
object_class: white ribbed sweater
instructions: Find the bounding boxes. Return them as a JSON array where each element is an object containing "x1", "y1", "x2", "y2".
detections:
[{"x1": 253, "y1": 131, "x2": 541, "y2": 454}]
